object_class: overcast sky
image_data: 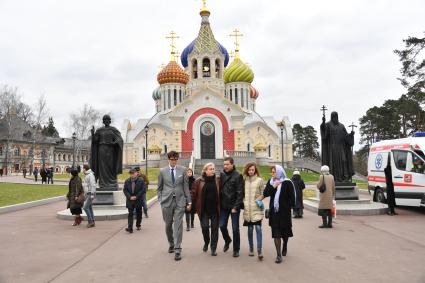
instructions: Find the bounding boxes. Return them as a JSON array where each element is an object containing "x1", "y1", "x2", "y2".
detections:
[{"x1": 1, "y1": 0, "x2": 424, "y2": 149}]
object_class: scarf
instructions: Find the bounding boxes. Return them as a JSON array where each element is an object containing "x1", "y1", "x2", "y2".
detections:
[{"x1": 271, "y1": 165, "x2": 286, "y2": 212}]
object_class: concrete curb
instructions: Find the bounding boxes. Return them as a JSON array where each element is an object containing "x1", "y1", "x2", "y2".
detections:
[
  {"x1": 56, "y1": 196, "x2": 159, "y2": 221},
  {"x1": 0, "y1": 196, "x2": 66, "y2": 215}
]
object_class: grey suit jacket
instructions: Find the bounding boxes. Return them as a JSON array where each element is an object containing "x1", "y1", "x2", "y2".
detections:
[{"x1": 157, "y1": 165, "x2": 190, "y2": 208}]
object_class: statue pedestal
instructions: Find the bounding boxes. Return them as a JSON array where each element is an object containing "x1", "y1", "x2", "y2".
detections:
[
  {"x1": 335, "y1": 182, "x2": 359, "y2": 200},
  {"x1": 93, "y1": 191, "x2": 115, "y2": 205}
]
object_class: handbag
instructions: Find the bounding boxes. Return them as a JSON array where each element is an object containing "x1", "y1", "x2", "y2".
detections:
[
  {"x1": 319, "y1": 175, "x2": 327, "y2": 193},
  {"x1": 265, "y1": 209, "x2": 270, "y2": 219}
]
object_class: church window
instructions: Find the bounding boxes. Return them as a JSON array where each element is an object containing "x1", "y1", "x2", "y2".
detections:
[
  {"x1": 63, "y1": 154, "x2": 66, "y2": 161},
  {"x1": 0, "y1": 146, "x2": 2, "y2": 155},
  {"x1": 164, "y1": 145, "x2": 168, "y2": 153},
  {"x1": 174, "y1": 89, "x2": 177, "y2": 106},
  {"x1": 143, "y1": 147, "x2": 146, "y2": 160},
  {"x1": 230, "y1": 89, "x2": 233, "y2": 101},
  {"x1": 215, "y1": 59, "x2": 220, "y2": 78},
  {"x1": 202, "y1": 58, "x2": 211, "y2": 77},
  {"x1": 257, "y1": 127, "x2": 260, "y2": 132},
  {"x1": 192, "y1": 59, "x2": 198, "y2": 79},
  {"x1": 168, "y1": 89, "x2": 171, "y2": 109},
  {"x1": 179, "y1": 89, "x2": 182, "y2": 103},
  {"x1": 247, "y1": 143, "x2": 250, "y2": 152},
  {"x1": 14, "y1": 148, "x2": 20, "y2": 156},
  {"x1": 235, "y1": 88, "x2": 238, "y2": 104},
  {"x1": 268, "y1": 145, "x2": 271, "y2": 157}
]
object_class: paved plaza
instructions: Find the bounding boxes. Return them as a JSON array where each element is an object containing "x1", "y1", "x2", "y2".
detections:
[{"x1": 0, "y1": 197, "x2": 424, "y2": 283}]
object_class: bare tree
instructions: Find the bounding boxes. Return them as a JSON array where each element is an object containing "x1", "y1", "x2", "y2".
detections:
[
  {"x1": 0, "y1": 85, "x2": 34, "y2": 123},
  {"x1": 68, "y1": 104, "x2": 101, "y2": 139},
  {"x1": 33, "y1": 94, "x2": 49, "y2": 128}
]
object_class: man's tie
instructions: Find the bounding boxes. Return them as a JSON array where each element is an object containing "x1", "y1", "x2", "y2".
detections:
[{"x1": 171, "y1": 168, "x2": 175, "y2": 185}]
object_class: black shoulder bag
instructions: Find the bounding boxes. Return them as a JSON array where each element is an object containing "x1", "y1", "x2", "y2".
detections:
[{"x1": 319, "y1": 175, "x2": 327, "y2": 193}]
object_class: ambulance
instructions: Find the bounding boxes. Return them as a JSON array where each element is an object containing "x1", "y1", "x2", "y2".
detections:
[{"x1": 367, "y1": 133, "x2": 425, "y2": 207}]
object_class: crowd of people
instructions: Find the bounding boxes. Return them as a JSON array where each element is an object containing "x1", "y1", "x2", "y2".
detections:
[
  {"x1": 65, "y1": 150, "x2": 338, "y2": 264},
  {"x1": 31, "y1": 166, "x2": 55, "y2": 184}
]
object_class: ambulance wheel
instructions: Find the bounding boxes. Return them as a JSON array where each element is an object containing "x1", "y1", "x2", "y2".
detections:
[{"x1": 375, "y1": 189, "x2": 386, "y2": 203}]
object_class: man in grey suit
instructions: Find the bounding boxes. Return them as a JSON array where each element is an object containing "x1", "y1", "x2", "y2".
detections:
[{"x1": 158, "y1": 151, "x2": 191, "y2": 261}]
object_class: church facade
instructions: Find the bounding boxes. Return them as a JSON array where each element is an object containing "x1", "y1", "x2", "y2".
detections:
[{"x1": 121, "y1": 4, "x2": 293, "y2": 168}]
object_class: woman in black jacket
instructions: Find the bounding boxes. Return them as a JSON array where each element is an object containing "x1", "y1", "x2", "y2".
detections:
[
  {"x1": 185, "y1": 168, "x2": 196, "y2": 231},
  {"x1": 262, "y1": 165, "x2": 295, "y2": 263},
  {"x1": 67, "y1": 168, "x2": 84, "y2": 226},
  {"x1": 291, "y1": 171, "x2": 305, "y2": 218}
]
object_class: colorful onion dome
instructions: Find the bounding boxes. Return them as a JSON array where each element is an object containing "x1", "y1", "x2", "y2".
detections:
[
  {"x1": 250, "y1": 85, "x2": 259, "y2": 99},
  {"x1": 157, "y1": 61, "x2": 189, "y2": 85},
  {"x1": 152, "y1": 86, "x2": 161, "y2": 100},
  {"x1": 181, "y1": 39, "x2": 229, "y2": 68},
  {"x1": 223, "y1": 58, "x2": 254, "y2": 83}
]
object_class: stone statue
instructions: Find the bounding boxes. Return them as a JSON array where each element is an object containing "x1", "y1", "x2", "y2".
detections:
[
  {"x1": 320, "y1": 111, "x2": 355, "y2": 183},
  {"x1": 90, "y1": 114, "x2": 123, "y2": 191}
]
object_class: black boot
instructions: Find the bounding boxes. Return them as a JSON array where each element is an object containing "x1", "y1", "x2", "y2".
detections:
[
  {"x1": 282, "y1": 237, "x2": 288, "y2": 256},
  {"x1": 319, "y1": 216, "x2": 327, "y2": 228},
  {"x1": 327, "y1": 216, "x2": 333, "y2": 228}
]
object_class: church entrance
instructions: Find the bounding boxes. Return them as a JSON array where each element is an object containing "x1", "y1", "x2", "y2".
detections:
[{"x1": 200, "y1": 121, "x2": 215, "y2": 159}]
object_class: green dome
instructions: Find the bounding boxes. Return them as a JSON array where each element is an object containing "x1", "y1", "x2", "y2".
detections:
[{"x1": 223, "y1": 58, "x2": 254, "y2": 84}]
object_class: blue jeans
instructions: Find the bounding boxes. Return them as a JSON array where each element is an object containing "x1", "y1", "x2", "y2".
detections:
[
  {"x1": 219, "y1": 208, "x2": 240, "y2": 251},
  {"x1": 83, "y1": 194, "x2": 94, "y2": 222},
  {"x1": 247, "y1": 224, "x2": 262, "y2": 250}
]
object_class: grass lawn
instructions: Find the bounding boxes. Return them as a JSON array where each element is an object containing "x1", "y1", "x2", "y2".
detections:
[{"x1": 0, "y1": 183, "x2": 68, "y2": 207}]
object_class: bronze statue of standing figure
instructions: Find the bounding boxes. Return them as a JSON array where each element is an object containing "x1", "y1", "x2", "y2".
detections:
[
  {"x1": 90, "y1": 114, "x2": 123, "y2": 191},
  {"x1": 320, "y1": 111, "x2": 355, "y2": 183}
]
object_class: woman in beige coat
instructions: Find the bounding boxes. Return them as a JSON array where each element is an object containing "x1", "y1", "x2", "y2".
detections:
[
  {"x1": 242, "y1": 162, "x2": 265, "y2": 260},
  {"x1": 316, "y1": 165, "x2": 335, "y2": 228}
]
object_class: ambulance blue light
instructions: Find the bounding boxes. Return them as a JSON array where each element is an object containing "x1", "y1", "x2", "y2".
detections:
[{"x1": 413, "y1": 132, "x2": 425, "y2": 137}]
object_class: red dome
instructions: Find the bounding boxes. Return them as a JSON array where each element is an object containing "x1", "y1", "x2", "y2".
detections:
[
  {"x1": 157, "y1": 61, "x2": 189, "y2": 85},
  {"x1": 250, "y1": 85, "x2": 259, "y2": 99}
]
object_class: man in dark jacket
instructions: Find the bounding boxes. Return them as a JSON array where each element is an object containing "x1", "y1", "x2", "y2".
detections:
[
  {"x1": 123, "y1": 169, "x2": 146, "y2": 233},
  {"x1": 219, "y1": 157, "x2": 244, "y2": 257}
]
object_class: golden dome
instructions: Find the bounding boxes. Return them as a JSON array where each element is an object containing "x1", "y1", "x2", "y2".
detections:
[{"x1": 157, "y1": 61, "x2": 189, "y2": 85}]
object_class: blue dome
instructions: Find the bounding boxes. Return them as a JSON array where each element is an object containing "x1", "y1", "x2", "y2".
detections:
[{"x1": 181, "y1": 39, "x2": 229, "y2": 68}]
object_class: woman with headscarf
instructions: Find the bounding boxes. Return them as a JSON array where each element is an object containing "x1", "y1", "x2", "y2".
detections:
[
  {"x1": 66, "y1": 167, "x2": 84, "y2": 226},
  {"x1": 261, "y1": 165, "x2": 295, "y2": 263},
  {"x1": 317, "y1": 165, "x2": 336, "y2": 228},
  {"x1": 291, "y1": 171, "x2": 305, "y2": 218}
]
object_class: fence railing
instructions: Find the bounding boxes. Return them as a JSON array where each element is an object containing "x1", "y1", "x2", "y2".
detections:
[{"x1": 225, "y1": 151, "x2": 256, "y2": 158}]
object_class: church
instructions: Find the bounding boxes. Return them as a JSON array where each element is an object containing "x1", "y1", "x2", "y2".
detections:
[{"x1": 121, "y1": 3, "x2": 293, "y2": 168}]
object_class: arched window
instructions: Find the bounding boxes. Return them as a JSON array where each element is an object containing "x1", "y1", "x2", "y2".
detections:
[
  {"x1": 230, "y1": 89, "x2": 233, "y2": 101},
  {"x1": 202, "y1": 58, "x2": 210, "y2": 77},
  {"x1": 174, "y1": 89, "x2": 177, "y2": 106},
  {"x1": 179, "y1": 89, "x2": 182, "y2": 103},
  {"x1": 63, "y1": 154, "x2": 66, "y2": 161},
  {"x1": 192, "y1": 59, "x2": 198, "y2": 79},
  {"x1": 235, "y1": 88, "x2": 239, "y2": 104},
  {"x1": 14, "y1": 148, "x2": 20, "y2": 156},
  {"x1": 0, "y1": 146, "x2": 3, "y2": 156},
  {"x1": 247, "y1": 143, "x2": 250, "y2": 152},
  {"x1": 164, "y1": 145, "x2": 168, "y2": 153},
  {"x1": 215, "y1": 59, "x2": 220, "y2": 78},
  {"x1": 163, "y1": 90, "x2": 166, "y2": 111},
  {"x1": 268, "y1": 145, "x2": 271, "y2": 157},
  {"x1": 167, "y1": 89, "x2": 171, "y2": 109}
]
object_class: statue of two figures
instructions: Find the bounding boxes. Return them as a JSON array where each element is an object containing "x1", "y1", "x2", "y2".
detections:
[
  {"x1": 90, "y1": 115, "x2": 123, "y2": 191},
  {"x1": 320, "y1": 110, "x2": 355, "y2": 184}
]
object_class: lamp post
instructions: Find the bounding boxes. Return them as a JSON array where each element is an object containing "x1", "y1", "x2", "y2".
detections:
[
  {"x1": 144, "y1": 125, "x2": 149, "y2": 176},
  {"x1": 277, "y1": 120, "x2": 285, "y2": 168},
  {"x1": 72, "y1": 132, "x2": 76, "y2": 168}
]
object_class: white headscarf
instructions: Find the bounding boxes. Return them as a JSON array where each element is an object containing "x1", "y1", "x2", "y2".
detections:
[{"x1": 271, "y1": 165, "x2": 286, "y2": 212}]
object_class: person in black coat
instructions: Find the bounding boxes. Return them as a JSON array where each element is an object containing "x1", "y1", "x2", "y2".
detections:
[
  {"x1": 261, "y1": 165, "x2": 295, "y2": 264},
  {"x1": 291, "y1": 171, "x2": 305, "y2": 218},
  {"x1": 40, "y1": 166, "x2": 48, "y2": 184},
  {"x1": 219, "y1": 157, "x2": 244, "y2": 257},
  {"x1": 384, "y1": 153, "x2": 397, "y2": 216},
  {"x1": 123, "y1": 168, "x2": 146, "y2": 233},
  {"x1": 185, "y1": 168, "x2": 196, "y2": 231}
]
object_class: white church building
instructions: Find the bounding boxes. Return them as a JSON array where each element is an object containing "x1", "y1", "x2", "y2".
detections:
[{"x1": 121, "y1": 3, "x2": 293, "y2": 168}]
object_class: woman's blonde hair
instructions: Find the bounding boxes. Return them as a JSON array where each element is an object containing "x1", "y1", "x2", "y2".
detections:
[{"x1": 202, "y1": 162, "x2": 215, "y2": 175}]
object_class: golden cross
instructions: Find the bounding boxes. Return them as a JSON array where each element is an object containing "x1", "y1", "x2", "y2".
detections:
[
  {"x1": 202, "y1": 0, "x2": 207, "y2": 9},
  {"x1": 229, "y1": 28, "x2": 243, "y2": 58},
  {"x1": 166, "y1": 31, "x2": 179, "y2": 61}
]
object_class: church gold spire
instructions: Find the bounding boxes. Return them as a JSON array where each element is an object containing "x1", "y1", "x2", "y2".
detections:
[
  {"x1": 166, "y1": 31, "x2": 179, "y2": 61},
  {"x1": 230, "y1": 28, "x2": 243, "y2": 59},
  {"x1": 200, "y1": 0, "x2": 210, "y2": 16}
]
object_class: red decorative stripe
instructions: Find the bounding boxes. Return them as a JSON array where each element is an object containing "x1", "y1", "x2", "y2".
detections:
[
  {"x1": 393, "y1": 183, "x2": 425, "y2": 188},
  {"x1": 370, "y1": 144, "x2": 410, "y2": 152}
]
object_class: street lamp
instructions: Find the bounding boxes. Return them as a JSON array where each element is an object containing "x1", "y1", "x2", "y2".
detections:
[
  {"x1": 72, "y1": 132, "x2": 77, "y2": 168},
  {"x1": 277, "y1": 120, "x2": 285, "y2": 168},
  {"x1": 144, "y1": 125, "x2": 149, "y2": 176}
]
